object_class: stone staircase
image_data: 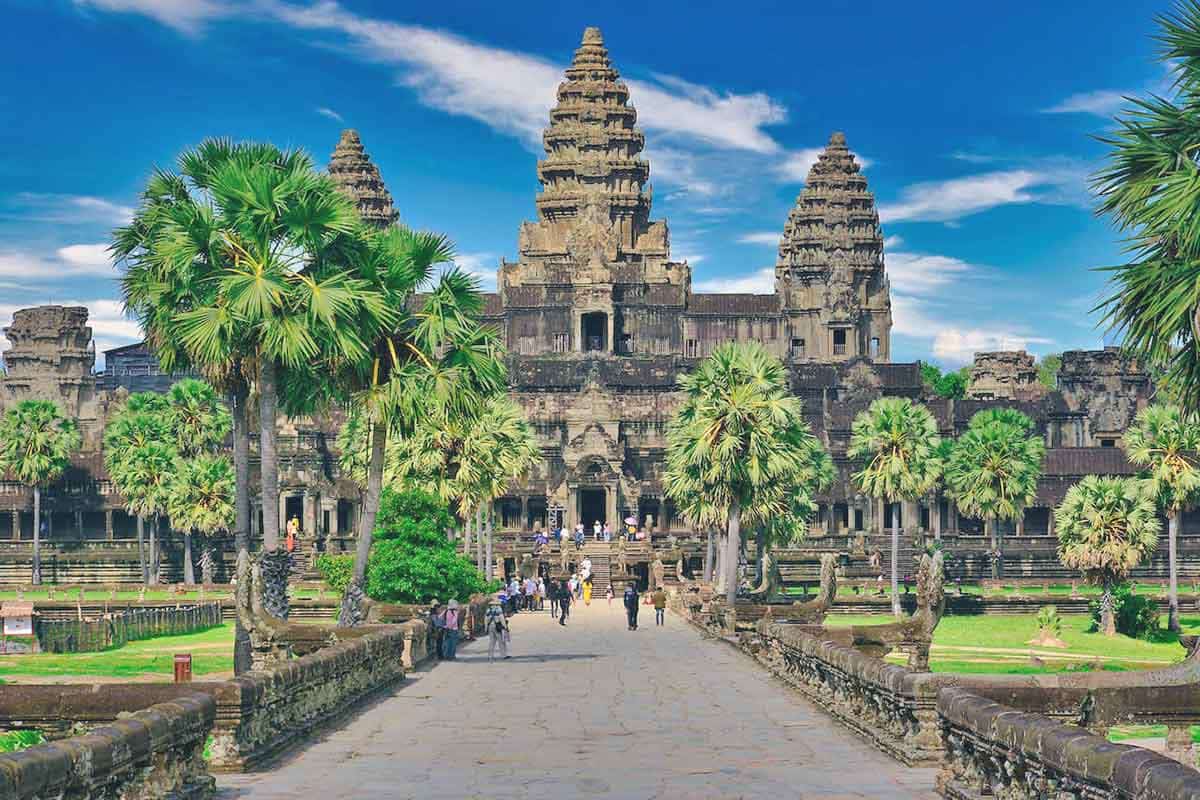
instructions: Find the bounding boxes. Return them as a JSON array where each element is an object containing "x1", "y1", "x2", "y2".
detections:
[{"x1": 581, "y1": 543, "x2": 612, "y2": 595}]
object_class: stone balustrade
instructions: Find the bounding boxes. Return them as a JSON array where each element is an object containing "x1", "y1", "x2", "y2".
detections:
[
  {"x1": 0, "y1": 693, "x2": 215, "y2": 799},
  {"x1": 937, "y1": 688, "x2": 1200, "y2": 799}
]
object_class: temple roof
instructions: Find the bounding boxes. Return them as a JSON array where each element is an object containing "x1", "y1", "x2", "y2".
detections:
[
  {"x1": 328, "y1": 129, "x2": 399, "y2": 229},
  {"x1": 686, "y1": 294, "x2": 781, "y2": 315},
  {"x1": 776, "y1": 131, "x2": 883, "y2": 279}
]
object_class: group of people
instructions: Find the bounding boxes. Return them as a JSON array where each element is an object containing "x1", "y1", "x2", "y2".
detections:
[
  {"x1": 499, "y1": 575, "x2": 544, "y2": 615},
  {"x1": 429, "y1": 598, "x2": 463, "y2": 660}
]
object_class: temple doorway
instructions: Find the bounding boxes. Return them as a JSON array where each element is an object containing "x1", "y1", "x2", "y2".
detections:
[
  {"x1": 285, "y1": 496, "x2": 303, "y2": 529},
  {"x1": 579, "y1": 488, "x2": 606, "y2": 529},
  {"x1": 581, "y1": 312, "x2": 607, "y2": 353}
]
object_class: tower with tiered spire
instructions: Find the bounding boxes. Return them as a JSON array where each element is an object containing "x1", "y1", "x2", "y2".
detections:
[
  {"x1": 500, "y1": 27, "x2": 687, "y2": 358},
  {"x1": 328, "y1": 129, "x2": 399, "y2": 229},
  {"x1": 775, "y1": 132, "x2": 891, "y2": 362}
]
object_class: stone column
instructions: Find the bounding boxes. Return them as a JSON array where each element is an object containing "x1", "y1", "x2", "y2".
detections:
[
  {"x1": 1015, "y1": 512, "x2": 1025, "y2": 538},
  {"x1": 278, "y1": 492, "x2": 289, "y2": 537},
  {"x1": 75, "y1": 510, "x2": 83, "y2": 539},
  {"x1": 105, "y1": 510, "x2": 114, "y2": 541},
  {"x1": 932, "y1": 498, "x2": 942, "y2": 540},
  {"x1": 302, "y1": 491, "x2": 317, "y2": 535},
  {"x1": 328, "y1": 502, "x2": 339, "y2": 536},
  {"x1": 11, "y1": 510, "x2": 18, "y2": 542},
  {"x1": 1047, "y1": 509, "x2": 1055, "y2": 538},
  {"x1": 521, "y1": 496, "x2": 530, "y2": 531},
  {"x1": 824, "y1": 504, "x2": 833, "y2": 536},
  {"x1": 566, "y1": 487, "x2": 577, "y2": 532},
  {"x1": 606, "y1": 487, "x2": 617, "y2": 530}
]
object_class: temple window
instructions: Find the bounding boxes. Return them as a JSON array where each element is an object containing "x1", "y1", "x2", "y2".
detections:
[
  {"x1": 685, "y1": 339, "x2": 698, "y2": 358},
  {"x1": 870, "y1": 337, "x2": 880, "y2": 357},
  {"x1": 790, "y1": 337, "x2": 805, "y2": 357},
  {"x1": 832, "y1": 328, "x2": 847, "y2": 356},
  {"x1": 582, "y1": 312, "x2": 607, "y2": 352},
  {"x1": 553, "y1": 333, "x2": 569, "y2": 353},
  {"x1": 1100, "y1": 438, "x2": 1116, "y2": 448}
]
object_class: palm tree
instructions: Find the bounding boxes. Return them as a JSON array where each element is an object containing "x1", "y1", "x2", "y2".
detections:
[
  {"x1": 0, "y1": 400, "x2": 82, "y2": 585},
  {"x1": 166, "y1": 378, "x2": 232, "y2": 457},
  {"x1": 1125, "y1": 403, "x2": 1200, "y2": 632},
  {"x1": 664, "y1": 342, "x2": 820, "y2": 605},
  {"x1": 1056, "y1": 476, "x2": 1160, "y2": 636},
  {"x1": 116, "y1": 139, "x2": 389, "y2": 617},
  {"x1": 848, "y1": 397, "x2": 942, "y2": 616},
  {"x1": 944, "y1": 408, "x2": 1045, "y2": 579},
  {"x1": 166, "y1": 455, "x2": 235, "y2": 585},
  {"x1": 103, "y1": 395, "x2": 172, "y2": 583},
  {"x1": 1094, "y1": 2, "x2": 1200, "y2": 406}
]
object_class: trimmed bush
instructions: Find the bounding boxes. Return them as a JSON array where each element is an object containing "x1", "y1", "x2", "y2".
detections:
[{"x1": 1089, "y1": 584, "x2": 1161, "y2": 639}]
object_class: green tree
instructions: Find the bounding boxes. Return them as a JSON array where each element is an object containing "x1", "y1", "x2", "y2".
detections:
[
  {"x1": 116, "y1": 139, "x2": 390, "y2": 616},
  {"x1": 103, "y1": 394, "x2": 173, "y2": 582},
  {"x1": 166, "y1": 455, "x2": 235, "y2": 584},
  {"x1": 664, "y1": 342, "x2": 824, "y2": 604},
  {"x1": 0, "y1": 401, "x2": 82, "y2": 585},
  {"x1": 1124, "y1": 403, "x2": 1200, "y2": 632},
  {"x1": 920, "y1": 362, "x2": 970, "y2": 399},
  {"x1": 1037, "y1": 353, "x2": 1062, "y2": 390},
  {"x1": 1056, "y1": 476, "x2": 1160, "y2": 636},
  {"x1": 848, "y1": 397, "x2": 942, "y2": 616},
  {"x1": 944, "y1": 408, "x2": 1045, "y2": 579},
  {"x1": 1094, "y1": 2, "x2": 1200, "y2": 405}
]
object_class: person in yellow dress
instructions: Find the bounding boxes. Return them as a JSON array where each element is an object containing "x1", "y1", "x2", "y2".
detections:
[{"x1": 583, "y1": 576, "x2": 593, "y2": 606}]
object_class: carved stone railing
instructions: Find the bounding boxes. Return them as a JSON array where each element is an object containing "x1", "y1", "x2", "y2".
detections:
[
  {"x1": 937, "y1": 688, "x2": 1200, "y2": 799},
  {"x1": 0, "y1": 693, "x2": 215, "y2": 799}
]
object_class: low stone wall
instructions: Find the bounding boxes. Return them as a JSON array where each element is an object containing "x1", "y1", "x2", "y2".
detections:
[
  {"x1": 937, "y1": 688, "x2": 1200, "y2": 799},
  {"x1": 0, "y1": 693, "x2": 215, "y2": 799},
  {"x1": 205, "y1": 625, "x2": 407, "y2": 771}
]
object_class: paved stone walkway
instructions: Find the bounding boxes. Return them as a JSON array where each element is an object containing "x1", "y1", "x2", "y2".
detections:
[{"x1": 218, "y1": 602, "x2": 937, "y2": 799}]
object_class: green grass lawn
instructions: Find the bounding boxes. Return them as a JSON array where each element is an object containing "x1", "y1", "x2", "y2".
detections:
[
  {"x1": 0, "y1": 589, "x2": 333, "y2": 602},
  {"x1": 0, "y1": 624, "x2": 235, "y2": 681},
  {"x1": 816, "y1": 582, "x2": 1180, "y2": 599},
  {"x1": 820, "y1": 613, "x2": 1199, "y2": 674}
]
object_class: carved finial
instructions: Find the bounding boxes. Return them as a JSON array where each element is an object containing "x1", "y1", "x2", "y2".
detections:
[
  {"x1": 829, "y1": 131, "x2": 847, "y2": 147},
  {"x1": 582, "y1": 26, "x2": 604, "y2": 45}
]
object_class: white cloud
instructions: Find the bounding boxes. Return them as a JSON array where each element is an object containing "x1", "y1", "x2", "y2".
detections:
[
  {"x1": 450, "y1": 251, "x2": 497, "y2": 291},
  {"x1": 73, "y1": 0, "x2": 235, "y2": 35},
  {"x1": 879, "y1": 170, "x2": 1042, "y2": 224},
  {"x1": 886, "y1": 251, "x2": 974, "y2": 295},
  {"x1": 8, "y1": 193, "x2": 134, "y2": 225},
  {"x1": 694, "y1": 267, "x2": 774, "y2": 294},
  {"x1": 0, "y1": 243, "x2": 118, "y2": 279},
  {"x1": 1042, "y1": 89, "x2": 1131, "y2": 116},
  {"x1": 266, "y1": 2, "x2": 786, "y2": 155},
  {"x1": 315, "y1": 106, "x2": 344, "y2": 122},
  {"x1": 883, "y1": 235, "x2": 903, "y2": 249},
  {"x1": 736, "y1": 232, "x2": 780, "y2": 246},
  {"x1": 775, "y1": 146, "x2": 871, "y2": 183},
  {"x1": 675, "y1": 253, "x2": 705, "y2": 265},
  {"x1": 931, "y1": 328, "x2": 1053, "y2": 365}
]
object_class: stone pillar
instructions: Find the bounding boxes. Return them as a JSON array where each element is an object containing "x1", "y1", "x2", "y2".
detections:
[
  {"x1": 328, "y1": 502, "x2": 339, "y2": 536},
  {"x1": 566, "y1": 487, "x2": 577, "y2": 532},
  {"x1": 1047, "y1": 509, "x2": 1055, "y2": 538},
  {"x1": 278, "y1": 492, "x2": 289, "y2": 537},
  {"x1": 302, "y1": 491, "x2": 317, "y2": 535},
  {"x1": 11, "y1": 510, "x2": 18, "y2": 542},
  {"x1": 824, "y1": 504, "x2": 833, "y2": 536},
  {"x1": 606, "y1": 487, "x2": 617, "y2": 531},
  {"x1": 1015, "y1": 512, "x2": 1025, "y2": 538},
  {"x1": 75, "y1": 510, "x2": 83, "y2": 539},
  {"x1": 521, "y1": 496, "x2": 530, "y2": 531},
  {"x1": 932, "y1": 498, "x2": 942, "y2": 540},
  {"x1": 105, "y1": 510, "x2": 114, "y2": 541}
]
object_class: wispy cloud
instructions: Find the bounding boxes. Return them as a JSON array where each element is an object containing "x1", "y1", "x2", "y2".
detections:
[
  {"x1": 694, "y1": 267, "x2": 774, "y2": 294},
  {"x1": 930, "y1": 328, "x2": 1053, "y2": 365},
  {"x1": 0, "y1": 243, "x2": 118, "y2": 279},
  {"x1": 736, "y1": 232, "x2": 780, "y2": 246},
  {"x1": 1042, "y1": 89, "x2": 1131, "y2": 116},
  {"x1": 6, "y1": 193, "x2": 134, "y2": 225},
  {"x1": 315, "y1": 106, "x2": 344, "y2": 122},
  {"x1": 774, "y1": 146, "x2": 871, "y2": 183},
  {"x1": 449, "y1": 251, "x2": 497, "y2": 291},
  {"x1": 883, "y1": 235, "x2": 903, "y2": 249},
  {"x1": 878, "y1": 163, "x2": 1091, "y2": 225},
  {"x1": 73, "y1": 0, "x2": 236, "y2": 35}
]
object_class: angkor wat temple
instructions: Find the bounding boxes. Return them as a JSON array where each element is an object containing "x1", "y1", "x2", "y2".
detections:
[{"x1": 0, "y1": 27, "x2": 1190, "y2": 585}]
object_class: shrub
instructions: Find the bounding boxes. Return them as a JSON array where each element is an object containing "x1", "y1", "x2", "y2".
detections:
[
  {"x1": 1089, "y1": 584, "x2": 1161, "y2": 639},
  {"x1": 1035, "y1": 605, "x2": 1061, "y2": 637},
  {"x1": 315, "y1": 554, "x2": 354, "y2": 595},
  {"x1": 0, "y1": 730, "x2": 44, "y2": 752}
]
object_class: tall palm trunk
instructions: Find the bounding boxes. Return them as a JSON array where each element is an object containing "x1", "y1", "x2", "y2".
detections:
[
  {"x1": 230, "y1": 381, "x2": 252, "y2": 674},
  {"x1": 183, "y1": 529, "x2": 196, "y2": 585},
  {"x1": 149, "y1": 514, "x2": 158, "y2": 585},
  {"x1": 989, "y1": 516, "x2": 1002, "y2": 579},
  {"x1": 703, "y1": 528, "x2": 714, "y2": 583},
  {"x1": 1169, "y1": 509, "x2": 1181, "y2": 633},
  {"x1": 136, "y1": 514, "x2": 147, "y2": 584},
  {"x1": 258, "y1": 359, "x2": 281, "y2": 553},
  {"x1": 485, "y1": 503, "x2": 494, "y2": 581},
  {"x1": 725, "y1": 499, "x2": 741, "y2": 605},
  {"x1": 339, "y1": 420, "x2": 386, "y2": 627},
  {"x1": 475, "y1": 504, "x2": 484, "y2": 571},
  {"x1": 31, "y1": 486, "x2": 41, "y2": 585},
  {"x1": 463, "y1": 513, "x2": 472, "y2": 562},
  {"x1": 258, "y1": 359, "x2": 289, "y2": 619},
  {"x1": 715, "y1": 532, "x2": 727, "y2": 589},
  {"x1": 891, "y1": 501, "x2": 901, "y2": 617},
  {"x1": 1100, "y1": 579, "x2": 1117, "y2": 636}
]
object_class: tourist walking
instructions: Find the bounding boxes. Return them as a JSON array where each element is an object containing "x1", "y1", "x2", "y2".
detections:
[
  {"x1": 583, "y1": 576, "x2": 593, "y2": 606},
  {"x1": 537, "y1": 577, "x2": 546, "y2": 611},
  {"x1": 524, "y1": 576, "x2": 537, "y2": 611},
  {"x1": 558, "y1": 580, "x2": 572, "y2": 625},
  {"x1": 507, "y1": 577, "x2": 521, "y2": 615},
  {"x1": 606, "y1": 585, "x2": 614, "y2": 607},
  {"x1": 593, "y1": 520, "x2": 602, "y2": 541},
  {"x1": 574, "y1": 524, "x2": 585, "y2": 550},
  {"x1": 442, "y1": 599, "x2": 461, "y2": 659},
  {"x1": 603, "y1": 522, "x2": 611, "y2": 542},
  {"x1": 549, "y1": 579, "x2": 559, "y2": 617},
  {"x1": 623, "y1": 584, "x2": 640, "y2": 630},
  {"x1": 486, "y1": 597, "x2": 510, "y2": 661},
  {"x1": 652, "y1": 588, "x2": 667, "y2": 626}
]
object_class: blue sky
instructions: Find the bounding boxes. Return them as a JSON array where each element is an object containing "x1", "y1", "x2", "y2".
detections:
[{"x1": 0, "y1": 0, "x2": 1175, "y2": 366}]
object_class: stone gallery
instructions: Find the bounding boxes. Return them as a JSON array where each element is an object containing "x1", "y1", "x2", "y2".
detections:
[{"x1": 0, "y1": 27, "x2": 1178, "y2": 587}]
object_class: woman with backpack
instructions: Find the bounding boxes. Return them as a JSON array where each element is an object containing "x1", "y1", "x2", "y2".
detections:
[{"x1": 486, "y1": 596, "x2": 510, "y2": 661}]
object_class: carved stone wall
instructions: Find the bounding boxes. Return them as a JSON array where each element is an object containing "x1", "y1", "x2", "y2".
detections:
[{"x1": 965, "y1": 350, "x2": 1046, "y2": 402}]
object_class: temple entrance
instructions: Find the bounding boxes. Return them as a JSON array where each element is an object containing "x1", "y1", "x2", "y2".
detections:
[
  {"x1": 285, "y1": 496, "x2": 303, "y2": 529},
  {"x1": 579, "y1": 488, "x2": 606, "y2": 529},
  {"x1": 581, "y1": 312, "x2": 607, "y2": 353}
]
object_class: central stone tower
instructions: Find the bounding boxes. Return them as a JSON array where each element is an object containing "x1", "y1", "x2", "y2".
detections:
[
  {"x1": 500, "y1": 27, "x2": 689, "y2": 357},
  {"x1": 775, "y1": 132, "x2": 891, "y2": 362}
]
